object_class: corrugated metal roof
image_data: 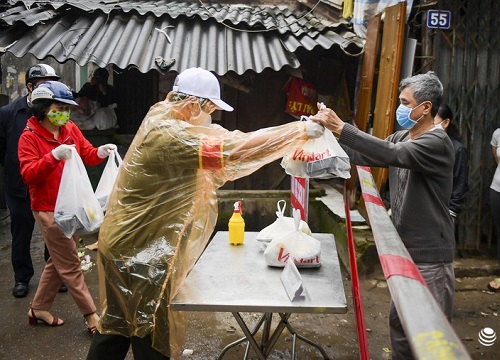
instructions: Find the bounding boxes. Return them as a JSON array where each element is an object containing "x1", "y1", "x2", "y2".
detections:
[{"x1": 0, "y1": 1, "x2": 364, "y2": 75}]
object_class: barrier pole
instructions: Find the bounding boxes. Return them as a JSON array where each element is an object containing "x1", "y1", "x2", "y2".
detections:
[
  {"x1": 355, "y1": 165, "x2": 471, "y2": 359},
  {"x1": 343, "y1": 182, "x2": 370, "y2": 360}
]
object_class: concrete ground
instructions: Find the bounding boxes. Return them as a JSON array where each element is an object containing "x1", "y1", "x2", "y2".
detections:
[{"x1": 0, "y1": 210, "x2": 499, "y2": 359}]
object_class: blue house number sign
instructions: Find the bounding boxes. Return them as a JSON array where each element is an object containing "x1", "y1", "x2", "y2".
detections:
[{"x1": 427, "y1": 10, "x2": 451, "y2": 29}]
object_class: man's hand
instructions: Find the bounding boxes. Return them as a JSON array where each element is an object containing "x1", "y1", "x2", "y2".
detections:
[{"x1": 309, "y1": 102, "x2": 345, "y2": 135}]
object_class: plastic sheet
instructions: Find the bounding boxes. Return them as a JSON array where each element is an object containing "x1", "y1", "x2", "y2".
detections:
[{"x1": 96, "y1": 92, "x2": 310, "y2": 357}]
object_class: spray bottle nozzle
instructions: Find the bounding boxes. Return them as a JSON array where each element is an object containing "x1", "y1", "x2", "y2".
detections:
[{"x1": 233, "y1": 201, "x2": 242, "y2": 213}]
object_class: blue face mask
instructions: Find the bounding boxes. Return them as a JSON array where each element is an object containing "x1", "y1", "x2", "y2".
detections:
[{"x1": 396, "y1": 103, "x2": 424, "y2": 129}]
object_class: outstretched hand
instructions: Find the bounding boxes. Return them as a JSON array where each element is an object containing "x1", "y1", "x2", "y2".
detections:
[{"x1": 309, "y1": 102, "x2": 345, "y2": 135}]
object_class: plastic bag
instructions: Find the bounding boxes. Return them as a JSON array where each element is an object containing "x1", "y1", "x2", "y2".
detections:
[
  {"x1": 256, "y1": 200, "x2": 311, "y2": 249},
  {"x1": 95, "y1": 149, "x2": 123, "y2": 211},
  {"x1": 264, "y1": 208, "x2": 321, "y2": 268},
  {"x1": 94, "y1": 104, "x2": 118, "y2": 130},
  {"x1": 54, "y1": 147, "x2": 105, "y2": 238},
  {"x1": 281, "y1": 124, "x2": 351, "y2": 179},
  {"x1": 70, "y1": 97, "x2": 98, "y2": 130}
]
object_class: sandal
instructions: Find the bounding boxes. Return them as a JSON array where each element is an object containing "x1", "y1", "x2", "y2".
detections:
[
  {"x1": 28, "y1": 308, "x2": 64, "y2": 326},
  {"x1": 84, "y1": 312, "x2": 100, "y2": 334},
  {"x1": 487, "y1": 277, "x2": 500, "y2": 292}
]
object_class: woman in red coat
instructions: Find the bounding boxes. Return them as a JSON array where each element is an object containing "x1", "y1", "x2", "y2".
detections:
[{"x1": 18, "y1": 81, "x2": 115, "y2": 332}]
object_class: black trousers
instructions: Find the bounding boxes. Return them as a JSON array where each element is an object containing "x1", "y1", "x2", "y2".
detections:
[
  {"x1": 86, "y1": 332, "x2": 169, "y2": 360},
  {"x1": 490, "y1": 188, "x2": 500, "y2": 265},
  {"x1": 6, "y1": 193, "x2": 36, "y2": 284}
]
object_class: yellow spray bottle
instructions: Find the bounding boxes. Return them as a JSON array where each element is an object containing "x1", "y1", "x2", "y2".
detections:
[{"x1": 228, "y1": 201, "x2": 245, "y2": 245}]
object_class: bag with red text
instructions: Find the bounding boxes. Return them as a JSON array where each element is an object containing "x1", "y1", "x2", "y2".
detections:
[
  {"x1": 264, "y1": 209, "x2": 321, "y2": 268},
  {"x1": 281, "y1": 125, "x2": 351, "y2": 179}
]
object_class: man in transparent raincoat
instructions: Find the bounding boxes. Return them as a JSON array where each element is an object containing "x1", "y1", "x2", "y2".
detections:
[{"x1": 86, "y1": 68, "x2": 325, "y2": 360}]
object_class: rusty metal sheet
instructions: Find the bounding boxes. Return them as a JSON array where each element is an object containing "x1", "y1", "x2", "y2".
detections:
[
  {"x1": 371, "y1": 2, "x2": 407, "y2": 190},
  {"x1": 355, "y1": 13, "x2": 381, "y2": 132}
]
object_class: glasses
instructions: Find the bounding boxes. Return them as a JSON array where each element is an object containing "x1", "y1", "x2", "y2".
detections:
[{"x1": 199, "y1": 98, "x2": 218, "y2": 114}]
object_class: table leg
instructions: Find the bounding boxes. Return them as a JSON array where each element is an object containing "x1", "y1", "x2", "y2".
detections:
[
  {"x1": 233, "y1": 312, "x2": 267, "y2": 360},
  {"x1": 278, "y1": 313, "x2": 331, "y2": 360},
  {"x1": 217, "y1": 312, "x2": 267, "y2": 360},
  {"x1": 218, "y1": 312, "x2": 330, "y2": 360}
]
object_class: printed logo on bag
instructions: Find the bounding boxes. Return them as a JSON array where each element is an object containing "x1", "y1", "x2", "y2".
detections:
[
  {"x1": 291, "y1": 148, "x2": 332, "y2": 162},
  {"x1": 277, "y1": 248, "x2": 320, "y2": 266}
]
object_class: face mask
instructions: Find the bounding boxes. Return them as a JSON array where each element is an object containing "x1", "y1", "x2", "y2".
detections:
[
  {"x1": 189, "y1": 101, "x2": 213, "y2": 126},
  {"x1": 47, "y1": 109, "x2": 71, "y2": 127},
  {"x1": 434, "y1": 120, "x2": 444, "y2": 130},
  {"x1": 396, "y1": 102, "x2": 424, "y2": 129}
]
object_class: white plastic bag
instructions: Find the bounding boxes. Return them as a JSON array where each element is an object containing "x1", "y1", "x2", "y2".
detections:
[
  {"x1": 281, "y1": 126, "x2": 351, "y2": 179},
  {"x1": 70, "y1": 97, "x2": 98, "y2": 130},
  {"x1": 54, "y1": 147, "x2": 105, "y2": 238},
  {"x1": 95, "y1": 149, "x2": 123, "y2": 211},
  {"x1": 256, "y1": 200, "x2": 311, "y2": 249},
  {"x1": 94, "y1": 104, "x2": 118, "y2": 130},
  {"x1": 264, "y1": 208, "x2": 321, "y2": 268}
]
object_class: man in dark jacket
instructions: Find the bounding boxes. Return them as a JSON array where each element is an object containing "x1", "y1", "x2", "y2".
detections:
[
  {"x1": 312, "y1": 72, "x2": 455, "y2": 359},
  {"x1": 0, "y1": 64, "x2": 60, "y2": 298}
]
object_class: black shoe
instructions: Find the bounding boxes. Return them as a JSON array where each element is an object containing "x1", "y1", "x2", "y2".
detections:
[
  {"x1": 58, "y1": 283, "x2": 68, "y2": 293},
  {"x1": 13, "y1": 282, "x2": 29, "y2": 298}
]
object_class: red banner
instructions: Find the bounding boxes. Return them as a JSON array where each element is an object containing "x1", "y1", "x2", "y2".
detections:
[{"x1": 283, "y1": 77, "x2": 318, "y2": 117}]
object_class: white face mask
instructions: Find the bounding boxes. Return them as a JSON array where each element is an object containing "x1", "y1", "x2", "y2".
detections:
[
  {"x1": 433, "y1": 119, "x2": 446, "y2": 130},
  {"x1": 189, "y1": 101, "x2": 213, "y2": 126}
]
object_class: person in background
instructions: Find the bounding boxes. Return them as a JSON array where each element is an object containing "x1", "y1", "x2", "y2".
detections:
[
  {"x1": 0, "y1": 64, "x2": 68, "y2": 298},
  {"x1": 18, "y1": 81, "x2": 116, "y2": 332},
  {"x1": 435, "y1": 104, "x2": 469, "y2": 257},
  {"x1": 487, "y1": 127, "x2": 500, "y2": 292},
  {"x1": 86, "y1": 67, "x2": 324, "y2": 360},
  {"x1": 78, "y1": 68, "x2": 116, "y2": 108},
  {"x1": 311, "y1": 71, "x2": 455, "y2": 359}
]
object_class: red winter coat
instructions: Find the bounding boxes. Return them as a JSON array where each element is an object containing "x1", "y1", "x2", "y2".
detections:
[{"x1": 18, "y1": 117, "x2": 104, "y2": 211}]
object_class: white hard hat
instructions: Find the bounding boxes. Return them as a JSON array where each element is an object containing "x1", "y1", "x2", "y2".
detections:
[
  {"x1": 26, "y1": 64, "x2": 60, "y2": 84},
  {"x1": 173, "y1": 68, "x2": 233, "y2": 112}
]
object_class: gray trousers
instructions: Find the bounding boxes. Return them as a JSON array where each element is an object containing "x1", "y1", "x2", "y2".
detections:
[{"x1": 389, "y1": 262, "x2": 455, "y2": 359}]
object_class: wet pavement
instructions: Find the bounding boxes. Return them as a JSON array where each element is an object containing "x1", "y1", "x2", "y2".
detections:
[{"x1": 0, "y1": 210, "x2": 499, "y2": 359}]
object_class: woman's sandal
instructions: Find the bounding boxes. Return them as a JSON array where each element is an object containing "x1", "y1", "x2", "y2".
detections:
[
  {"x1": 84, "y1": 313, "x2": 100, "y2": 334},
  {"x1": 28, "y1": 308, "x2": 64, "y2": 326},
  {"x1": 487, "y1": 277, "x2": 500, "y2": 292}
]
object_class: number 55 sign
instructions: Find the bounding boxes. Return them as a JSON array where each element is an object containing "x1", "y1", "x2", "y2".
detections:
[{"x1": 427, "y1": 10, "x2": 451, "y2": 29}]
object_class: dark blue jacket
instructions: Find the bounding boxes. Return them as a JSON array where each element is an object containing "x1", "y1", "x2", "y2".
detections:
[{"x1": 0, "y1": 96, "x2": 31, "y2": 198}]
